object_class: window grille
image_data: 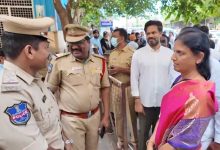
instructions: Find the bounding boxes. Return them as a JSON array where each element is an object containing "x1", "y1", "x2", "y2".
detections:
[
  {"x1": 11, "y1": 7, "x2": 33, "y2": 18},
  {"x1": 0, "y1": 0, "x2": 32, "y2": 6},
  {"x1": 0, "y1": 0, "x2": 33, "y2": 48},
  {"x1": 0, "y1": 7, "x2": 9, "y2": 15}
]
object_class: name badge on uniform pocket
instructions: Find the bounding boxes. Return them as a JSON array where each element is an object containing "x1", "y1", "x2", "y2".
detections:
[{"x1": 71, "y1": 67, "x2": 83, "y2": 74}]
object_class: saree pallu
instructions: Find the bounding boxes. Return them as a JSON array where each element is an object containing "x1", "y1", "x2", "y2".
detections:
[{"x1": 155, "y1": 80, "x2": 218, "y2": 150}]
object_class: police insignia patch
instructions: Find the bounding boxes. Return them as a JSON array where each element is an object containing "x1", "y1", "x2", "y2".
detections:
[
  {"x1": 4, "y1": 102, "x2": 31, "y2": 125},
  {"x1": 48, "y1": 63, "x2": 53, "y2": 73}
]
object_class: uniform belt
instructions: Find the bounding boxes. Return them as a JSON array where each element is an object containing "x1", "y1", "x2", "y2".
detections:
[{"x1": 61, "y1": 106, "x2": 99, "y2": 119}]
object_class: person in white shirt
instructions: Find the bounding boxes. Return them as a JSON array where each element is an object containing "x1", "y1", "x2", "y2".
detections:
[
  {"x1": 130, "y1": 20, "x2": 177, "y2": 150},
  {"x1": 201, "y1": 57, "x2": 220, "y2": 150}
]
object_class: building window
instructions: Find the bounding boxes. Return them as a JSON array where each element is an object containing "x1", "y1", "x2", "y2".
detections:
[
  {"x1": 0, "y1": 0, "x2": 32, "y2": 6},
  {"x1": 0, "y1": 0, "x2": 33, "y2": 48}
]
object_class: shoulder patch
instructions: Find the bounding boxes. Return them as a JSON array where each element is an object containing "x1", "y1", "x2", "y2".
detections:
[
  {"x1": 1, "y1": 70, "x2": 21, "y2": 92},
  {"x1": 55, "y1": 52, "x2": 70, "y2": 60},
  {"x1": 4, "y1": 102, "x2": 31, "y2": 126}
]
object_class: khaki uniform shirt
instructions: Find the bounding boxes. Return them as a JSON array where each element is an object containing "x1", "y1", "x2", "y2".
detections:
[
  {"x1": 45, "y1": 53, "x2": 110, "y2": 113},
  {"x1": 0, "y1": 61, "x2": 64, "y2": 150},
  {"x1": 108, "y1": 45, "x2": 134, "y2": 83}
]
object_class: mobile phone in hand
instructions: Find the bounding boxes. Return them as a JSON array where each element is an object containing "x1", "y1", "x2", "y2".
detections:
[{"x1": 98, "y1": 126, "x2": 105, "y2": 138}]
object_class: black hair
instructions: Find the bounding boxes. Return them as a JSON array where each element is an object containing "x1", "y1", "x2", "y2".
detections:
[
  {"x1": 162, "y1": 33, "x2": 170, "y2": 42},
  {"x1": 199, "y1": 25, "x2": 209, "y2": 34},
  {"x1": 85, "y1": 36, "x2": 91, "y2": 41},
  {"x1": 93, "y1": 29, "x2": 99, "y2": 34},
  {"x1": 177, "y1": 27, "x2": 211, "y2": 80},
  {"x1": 197, "y1": 25, "x2": 215, "y2": 49},
  {"x1": 135, "y1": 32, "x2": 140, "y2": 36},
  {"x1": 2, "y1": 31, "x2": 48, "y2": 59},
  {"x1": 0, "y1": 49, "x2": 5, "y2": 57},
  {"x1": 103, "y1": 31, "x2": 108, "y2": 37},
  {"x1": 113, "y1": 28, "x2": 128, "y2": 42},
  {"x1": 209, "y1": 39, "x2": 215, "y2": 49},
  {"x1": 144, "y1": 20, "x2": 163, "y2": 33},
  {"x1": 192, "y1": 24, "x2": 201, "y2": 29}
]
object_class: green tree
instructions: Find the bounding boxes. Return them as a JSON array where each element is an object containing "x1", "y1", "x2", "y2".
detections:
[
  {"x1": 53, "y1": 0, "x2": 158, "y2": 37},
  {"x1": 161, "y1": 0, "x2": 220, "y2": 24}
]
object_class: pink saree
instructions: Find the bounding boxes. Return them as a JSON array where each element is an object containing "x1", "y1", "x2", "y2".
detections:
[{"x1": 155, "y1": 80, "x2": 218, "y2": 150}]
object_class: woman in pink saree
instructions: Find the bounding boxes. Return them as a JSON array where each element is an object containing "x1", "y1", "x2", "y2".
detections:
[{"x1": 147, "y1": 27, "x2": 218, "y2": 150}]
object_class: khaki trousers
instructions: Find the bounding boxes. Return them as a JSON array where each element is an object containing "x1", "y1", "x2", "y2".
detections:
[{"x1": 61, "y1": 109, "x2": 100, "y2": 150}]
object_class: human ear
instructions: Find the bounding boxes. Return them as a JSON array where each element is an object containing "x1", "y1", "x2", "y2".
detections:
[
  {"x1": 23, "y1": 45, "x2": 34, "y2": 59},
  {"x1": 196, "y1": 52, "x2": 205, "y2": 64}
]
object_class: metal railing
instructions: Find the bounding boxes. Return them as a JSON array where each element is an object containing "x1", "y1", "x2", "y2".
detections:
[{"x1": 109, "y1": 75, "x2": 131, "y2": 150}]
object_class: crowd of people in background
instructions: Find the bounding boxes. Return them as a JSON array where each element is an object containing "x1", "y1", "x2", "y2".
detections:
[
  {"x1": 90, "y1": 27, "x2": 148, "y2": 56},
  {"x1": 89, "y1": 24, "x2": 220, "y2": 64}
]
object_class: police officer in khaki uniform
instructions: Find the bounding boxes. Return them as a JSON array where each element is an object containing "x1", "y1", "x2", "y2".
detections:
[
  {"x1": 0, "y1": 15, "x2": 64, "y2": 150},
  {"x1": 45, "y1": 24, "x2": 110, "y2": 150},
  {"x1": 109, "y1": 28, "x2": 137, "y2": 149}
]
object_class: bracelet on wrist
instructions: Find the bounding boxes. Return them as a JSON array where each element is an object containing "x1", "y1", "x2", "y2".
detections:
[{"x1": 65, "y1": 139, "x2": 73, "y2": 144}]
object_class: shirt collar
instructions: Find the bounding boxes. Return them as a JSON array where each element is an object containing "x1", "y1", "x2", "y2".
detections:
[
  {"x1": 3, "y1": 61, "x2": 40, "y2": 85},
  {"x1": 71, "y1": 54, "x2": 94, "y2": 63},
  {"x1": 115, "y1": 45, "x2": 130, "y2": 52},
  {"x1": 146, "y1": 44, "x2": 161, "y2": 52}
]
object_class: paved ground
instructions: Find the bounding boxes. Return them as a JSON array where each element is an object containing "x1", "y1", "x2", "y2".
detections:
[{"x1": 98, "y1": 133, "x2": 117, "y2": 150}]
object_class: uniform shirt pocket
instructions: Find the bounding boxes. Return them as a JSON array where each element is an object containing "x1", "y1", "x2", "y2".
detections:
[{"x1": 63, "y1": 70, "x2": 84, "y2": 86}]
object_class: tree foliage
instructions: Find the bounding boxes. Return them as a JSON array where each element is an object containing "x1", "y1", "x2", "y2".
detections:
[
  {"x1": 81, "y1": 0, "x2": 157, "y2": 26},
  {"x1": 161, "y1": 0, "x2": 220, "y2": 24},
  {"x1": 54, "y1": 0, "x2": 158, "y2": 27},
  {"x1": 53, "y1": 0, "x2": 158, "y2": 39}
]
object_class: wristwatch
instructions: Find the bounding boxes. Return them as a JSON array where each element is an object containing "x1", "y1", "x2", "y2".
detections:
[{"x1": 65, "y1": 139, "x2": 73, "y2": 144}]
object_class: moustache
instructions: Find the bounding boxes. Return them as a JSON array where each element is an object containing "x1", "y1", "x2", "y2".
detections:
[
  {"x1": 70, "y1": 48, "x2": 82, "y2": 52},
  {"x1": 148, "y1": 38, "x2": 155, "y2": 41}
]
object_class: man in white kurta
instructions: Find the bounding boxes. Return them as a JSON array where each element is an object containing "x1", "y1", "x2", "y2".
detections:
[{"x1": 130, "y1": 20, "x2": 177, "y2": 150}]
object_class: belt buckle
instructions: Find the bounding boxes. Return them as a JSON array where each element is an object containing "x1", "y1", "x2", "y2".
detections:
[{"x1": 87, "y1": 111, "x2": 92, "y2": 118}]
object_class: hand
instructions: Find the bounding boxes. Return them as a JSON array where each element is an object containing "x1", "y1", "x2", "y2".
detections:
[
  {"x1": 135, "y1": 98, "x2": 145, "y2": 115},
  {"x1": 108, "y1": 65, "x2": 121, "y2": 75},
  {"x1": 146, "y1": 140, "x2": 155, "y2": 150},
  {"x1": 207, "y1": 142, "x2": 220, "y2": 150},
  {"x1": 62, "y1": 134, "x2": 74, "y2": 150},
  {"x1": 64, "y1": 143, "x2": 74, "y2": 150},
  {"x1": 101, "y1": 115, "x2": 109, "y2": 128}
]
